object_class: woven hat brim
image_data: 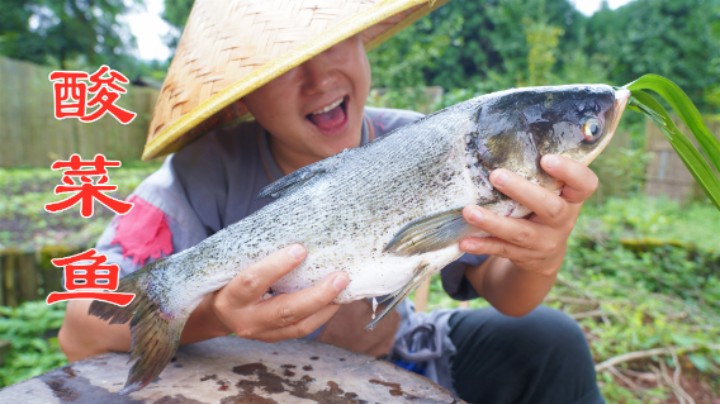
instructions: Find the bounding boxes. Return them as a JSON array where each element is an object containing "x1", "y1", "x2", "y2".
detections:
[{"x1": 142, "y1": 0, "x2": 448, "y2": 161}]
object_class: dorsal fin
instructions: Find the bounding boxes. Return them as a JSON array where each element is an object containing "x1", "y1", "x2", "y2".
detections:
[{"x1": 258, "y1": 149, "x2": 349, "y2": 199}]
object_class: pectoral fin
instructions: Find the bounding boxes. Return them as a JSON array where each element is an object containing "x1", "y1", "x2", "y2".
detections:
[{"x1": 384, "y1": 208, "x2": 470, "y2": 256}]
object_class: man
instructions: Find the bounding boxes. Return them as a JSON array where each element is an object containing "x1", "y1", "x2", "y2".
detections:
[{"x1": 59, "y1": 1, "x2": 604, "y2": 402}]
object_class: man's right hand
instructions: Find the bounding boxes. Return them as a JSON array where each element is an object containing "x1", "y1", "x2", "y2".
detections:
[{"x1": 183, "y1": 244, "x2": 349, "y2": 344}]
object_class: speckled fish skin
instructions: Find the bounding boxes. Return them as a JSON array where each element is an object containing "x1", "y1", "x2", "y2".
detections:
[{"x1": 89, "y1": 84, "x2": 630, "y2": 394}]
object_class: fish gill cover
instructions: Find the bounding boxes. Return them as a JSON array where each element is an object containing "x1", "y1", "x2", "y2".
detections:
[{"x1": 623, "y1": 74, "x2": 720, "y2": 210}]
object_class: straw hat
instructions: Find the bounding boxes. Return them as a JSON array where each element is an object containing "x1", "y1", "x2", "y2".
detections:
[{"x1": 142, "y1": 0, "x2": 449, "y2": 160}]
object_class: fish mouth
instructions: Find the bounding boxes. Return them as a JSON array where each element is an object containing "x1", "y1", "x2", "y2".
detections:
[{"x1": 579, "y1": 88, "x2": 631, "y2": 166}]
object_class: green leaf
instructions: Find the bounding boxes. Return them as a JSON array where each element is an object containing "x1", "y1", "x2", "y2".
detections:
[
  {"x1": 624, "y1": 74, "x2": 720, "y2": 172},
  {"x1": 671, "y1": 334, "x2": 697, "y2": 348},
  {"x1": 688, "y1": 353, "x2": 712, "y2": 373},
  {"x1": 622, "y1": 80, "x2": 720, "y2": 210}
]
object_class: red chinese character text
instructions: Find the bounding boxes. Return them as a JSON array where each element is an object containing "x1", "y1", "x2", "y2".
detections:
[
  {"x1": 48, "y1": 70, "x2": 88, "y2": 119},
  {"x1": 44, "y1": 153, "x2": 134, "y2": 218},
  {"x1": 49, "y1": 65, "x2": 137, "y2": 124},
  {"x1": 46, "y1": 249, "x2": 135, "y2": 306}
]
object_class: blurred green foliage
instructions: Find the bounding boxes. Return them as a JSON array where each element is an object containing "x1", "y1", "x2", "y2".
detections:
[
  {"x1": 0, "y1": 160, "x2": 161, "y2": 250},
  {"x1": 0, "y1": 0, "x2": 168, "y2": 79},
  {"x1": 0, "y1": 0, "x2": 136, "y2": 71},
  {"x1": 566, "y1": 197, "x2": 720, "y2": 400},
  {"x1": 571, "y1": 199, "x2": 720, "y2": 309},
  {"x1": 3, "y1": 0, "x2": 717, "y2": 111},
  {"x1": 369, "y1": 0, "x2": 720, "y2": 112},
  {"x1": 0, "y1": 301, "x2": 67, "y2": 387},
  {"x1": 421, "y1": 196, "x2": 720, "y2": 400}
]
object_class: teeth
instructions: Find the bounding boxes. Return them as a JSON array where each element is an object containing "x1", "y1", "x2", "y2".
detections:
[{"x1": 311, "y1": 98, "x2": 344, "y2": 115}]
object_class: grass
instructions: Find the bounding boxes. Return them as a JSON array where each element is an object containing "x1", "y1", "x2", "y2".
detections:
[
  {"x1": 0, "y1": 160, "x2": 162, "y2": 250},
  {"x1": 0, "y1": 302, "x2": 67, "y2": 386},
  {"x1": 419, "y1": 196, "x2": 720, "y2": 401},
  {"x1": 0, "y1": 160, "x2": 160, "y2": 387}
]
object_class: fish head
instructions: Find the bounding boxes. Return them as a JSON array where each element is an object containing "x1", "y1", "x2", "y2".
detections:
[
  {"x1": 467, "y1": 85, "x2": 630, "y2": 188},
  {"x1": 522, "y1": 85, "x2": 631, "y2": 165}
]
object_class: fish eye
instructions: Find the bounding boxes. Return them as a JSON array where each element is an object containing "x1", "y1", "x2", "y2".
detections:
[{"x1": 581, "y1": 117, "x2": 603, "y2": 143}]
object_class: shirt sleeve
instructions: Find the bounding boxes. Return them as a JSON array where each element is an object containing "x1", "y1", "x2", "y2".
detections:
[
  {"x1": 94, "y1": 155, "x2": 212, "y2": 277},
  {"x1": 96, "y1": 121, "x2": 272, "y2": 278},
  {"x1": 439, "y1": 254, "x2": 488, "y2": 300},
  {"x1": 365, "y1": 106, "x2": 425, "y2": 136}
]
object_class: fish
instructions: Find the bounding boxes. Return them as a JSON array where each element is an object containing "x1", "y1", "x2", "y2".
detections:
[{"x1": 89, "y1": 84, "x2": 630, "y2": 394}]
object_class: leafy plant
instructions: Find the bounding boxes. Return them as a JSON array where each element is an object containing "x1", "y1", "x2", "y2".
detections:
[
  {"x1": 0, "y1": 301, "x2": 67, "y2": 387},
  {"x1": 558, "y1": 196, "x2": 719, "y2": 399},
  {"x1": 420, "y1": 195, "x2": 720, "y2": 401},
  {"x1": 624, "y1": 74, "x2": 720, "y2": 209},
  {"x1": 0, "y1": 160, "x2": 161, "y2": 250}
]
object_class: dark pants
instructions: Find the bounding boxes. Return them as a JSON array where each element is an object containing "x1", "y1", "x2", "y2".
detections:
[{"x1": 448, "y1": 306, "x2": 604, "y2": 404}]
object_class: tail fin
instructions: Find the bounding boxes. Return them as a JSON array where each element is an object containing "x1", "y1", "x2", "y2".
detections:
[
  {"x1": 88, "y1": 270, "x2": 143, "y2": 324},
  {"x1": 88, "y1": 262, "x2": 187, "y2": 395}
]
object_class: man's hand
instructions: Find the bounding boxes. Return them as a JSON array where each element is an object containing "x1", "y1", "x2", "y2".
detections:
[
  {"x1": 183, "y1": 244, "x2": 349, "y2": 344},
  {"x1": 458, "y1": 154, "x2": 598, "y2": 315}
]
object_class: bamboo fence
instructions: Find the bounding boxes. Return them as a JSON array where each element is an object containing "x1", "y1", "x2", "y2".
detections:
[
  {"x1": 0, "y1": 56, "x2": 158, "y2": 168},
  {"x1": 644, "y1": 117, "x2": 720, "y2": 202},
  {"x1": 0, "y1": 246, "x2": 79, "y2": 306}
]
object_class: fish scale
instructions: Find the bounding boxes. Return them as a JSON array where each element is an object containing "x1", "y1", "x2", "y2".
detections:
[{"x1": 90, "y1": 84, "x2": 630, "y2": 394}]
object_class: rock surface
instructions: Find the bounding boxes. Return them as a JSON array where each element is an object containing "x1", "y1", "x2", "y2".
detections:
[{"x1": 0, "y1": 336, "x2": 461, "y2": 403}]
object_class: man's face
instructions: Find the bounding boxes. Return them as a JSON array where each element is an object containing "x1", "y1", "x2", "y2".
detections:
[{"x1": 243, "y1": 35, "x2": 371, "y2": 172}]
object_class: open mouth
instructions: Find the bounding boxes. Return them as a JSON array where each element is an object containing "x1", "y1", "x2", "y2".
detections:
[{"x1": 306, "y1": 96, "x2": 349, "y2": 133}]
